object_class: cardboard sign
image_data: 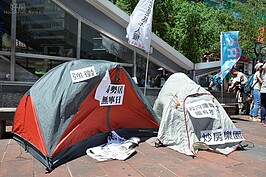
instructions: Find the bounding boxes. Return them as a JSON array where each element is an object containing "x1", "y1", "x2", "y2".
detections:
[{"x1": 70, "y1": 66, "x2": 97, "y2": 83}]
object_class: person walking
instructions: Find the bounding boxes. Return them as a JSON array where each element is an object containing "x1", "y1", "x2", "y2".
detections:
[
  {"x1": 260, "y1": 62, "x2": 266, "y2": 126},
  {"x1": 250, "y1": 63, "x2": 263, "y2": 121}
]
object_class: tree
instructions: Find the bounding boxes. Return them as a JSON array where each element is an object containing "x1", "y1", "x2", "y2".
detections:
[
  {"x1": 115, "y1": 0, "x2": 266, "y2": 63},
  {"x1": 227, "y1": 0, "x2": 266, "y2": 59},
  {"x1": 163, "y1": 1, "x2": 226, "y2": 62}
]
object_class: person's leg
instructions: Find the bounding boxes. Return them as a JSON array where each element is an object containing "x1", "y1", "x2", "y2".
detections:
[
  {"x1": 260, "y1": 93, "x2": 266, "y2": 124},
  {"x1": 249, "y1": 99, "x2": 254, "y2": 119},
  {"x1": 238, "y1": 91, "x2": 244, "y2": 114},
  {"x1": 208, "y1": 81, "x2": 213, "y2": 90},
  {"x1": 242, "y1": 92, "x2": 249, "y2": 115},
  {"x1": 250, "y1": 89, "x2": 260, "y2": 117},
  {"x1": 250, "y1": 89, "x2": 255, "y2": 117}
]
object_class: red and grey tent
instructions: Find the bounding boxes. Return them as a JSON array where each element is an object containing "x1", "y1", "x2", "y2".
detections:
[{"x1": 12, "y1": 59, "x2": 159, "y2": 171}]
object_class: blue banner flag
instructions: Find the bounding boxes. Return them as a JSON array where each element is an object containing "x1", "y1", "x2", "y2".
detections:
[{"x1": 214, "y1": 31, "x2": 242, "y2": 83}]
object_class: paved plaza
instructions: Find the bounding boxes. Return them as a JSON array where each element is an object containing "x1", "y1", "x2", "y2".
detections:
[{"x1": 0, "y1": 115, "x2": 266, "y2": 177}]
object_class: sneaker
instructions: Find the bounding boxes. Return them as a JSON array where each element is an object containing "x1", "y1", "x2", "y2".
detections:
[
  {"x1": 253, "y1": 117, "x2": 260, "y2": 122},
  {"x1": 260, "y1": 121, "x2": 265, "y2": 125}
]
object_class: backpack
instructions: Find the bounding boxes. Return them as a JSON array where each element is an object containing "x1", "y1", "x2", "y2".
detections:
[{"x1": 244, "y1": 74, "x2": 256, "y2": 95}]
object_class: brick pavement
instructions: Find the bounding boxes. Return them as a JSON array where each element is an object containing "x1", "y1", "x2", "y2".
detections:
[{"x1": 0, "y1": 115, "x2": 266, "y2": 177}]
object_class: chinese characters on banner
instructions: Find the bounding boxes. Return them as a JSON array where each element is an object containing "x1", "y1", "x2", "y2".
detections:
[
  {"x1": 100, "y1": 84, "x2": 125, "y2": 106},
  {"x1": 126, "y1": 0, "x2": 155, "y2": 53},
  {"x1": 70, "y1": 66, "x2": 97, "y2": 83},
  {"x1": 200, "y1": 128, "x2": 245, "y2": 145},
  {"x1": 186, "y1": 100, "x2": 218, "y2": 119}
]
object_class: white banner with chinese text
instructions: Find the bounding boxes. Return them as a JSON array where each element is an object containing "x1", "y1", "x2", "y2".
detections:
[
  {"x1": 126, "y1": 0, "x2": 154, "y2": 53},
  {"x1": 200, "y1": 128, "x2": 245, "y2": 145}
]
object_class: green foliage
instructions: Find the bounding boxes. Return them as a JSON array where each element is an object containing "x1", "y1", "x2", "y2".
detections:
[
  {"x1": 115, "y1": 0, "x2": 266, "y2": 63},
  {"x1": 115, "y1": 0, "x2": 139, "y2": 14},
  {"x1": 231, "y1": 0, "x2": 266, "y2": 57},
  {"x1": 223, "y1": 0, "x2": 237, "y2": 9},
  {"x1": 165, "y1": 1, "x2": 225, "y2": 62}
]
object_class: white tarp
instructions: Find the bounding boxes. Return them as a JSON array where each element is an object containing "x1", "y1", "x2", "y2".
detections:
[{"x1": 153, "y1": 73, "x2": 242, "y2": 156}]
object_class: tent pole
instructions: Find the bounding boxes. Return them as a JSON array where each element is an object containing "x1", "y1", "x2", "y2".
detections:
[
  {"x1": 144, "y1": 51, "x2": 150, "y2": 96},
  {"x1": 220, "y1": 32, "x2": 224, "y2": 104},
  {"x1": 221, "y1": 80, "x2": 224, "y2": 104}
]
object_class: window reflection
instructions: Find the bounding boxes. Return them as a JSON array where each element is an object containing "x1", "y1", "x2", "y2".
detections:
[
  {"x1": 81, "y1": 23, "x2": 133, "y2": 64},
  {"x1": 15, "y1": 56, "x2": 65, "y2": 82},
  {"x1": 0, "y1": 56, "x2": 11, "y2": 81},
  {"x1": 1, "y1": 0, "x2": 172, "y2": 86},
  {"x1": 15, "y1": 0, "x2": 77, "y2": 57},
  {"x1": 136, "y1": 54, "x2": 171, "y2": 88},
  {"x1": 0, "y1": 0, "x2": 12, "y2": 52}
]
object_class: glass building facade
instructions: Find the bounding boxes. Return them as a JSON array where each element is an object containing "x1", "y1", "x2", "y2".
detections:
[{"x1": 0, "y1": 0, "x2": 169, "y2": 87}]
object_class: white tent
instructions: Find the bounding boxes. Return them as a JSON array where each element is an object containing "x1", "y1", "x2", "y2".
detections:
[{"x1": 153, "y1": 73, "x2": 244, "y2": 156}]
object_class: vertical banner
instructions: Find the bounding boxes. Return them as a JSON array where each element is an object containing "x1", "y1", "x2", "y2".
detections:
[
  {"x1": 126, "y1": 0, "x2": 155, "y2": 53},
  {"x1": 215, "y1": 31, "x2": 242, "y2": 82}
]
